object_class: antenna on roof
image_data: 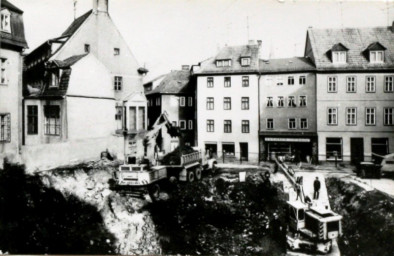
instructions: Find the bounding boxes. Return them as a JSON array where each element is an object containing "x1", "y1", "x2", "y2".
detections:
[{"x1": 73, "y1": 0, "x2": 78, "y2": 20}]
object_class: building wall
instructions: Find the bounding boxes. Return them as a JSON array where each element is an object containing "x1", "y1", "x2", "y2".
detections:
[
  {"x1": 260, "y1": 72, "x2": 316, "y2": 132},
  {"x1": 50, "y1": 12, "x2": 144, "y2": 100},
  {"x1": 0, "y1": 48, "x2": 23, "y2": 166},
  {"x1": 197, "y1": 74, "x2": 259, "y2": 161},
  {"x1": 316, "y1": 72, "x2": 394, "y2": 161}
]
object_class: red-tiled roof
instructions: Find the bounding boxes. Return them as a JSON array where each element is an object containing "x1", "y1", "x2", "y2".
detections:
[
  {"x1": 146, "y1": 70, "x2": 193, "y2": 95},
  {"x1": 307, "y1": 26, "x2": 394, "y2": 70},
  {"x1": 259, "y1": 57, "x2": 315, "y2": 73}
]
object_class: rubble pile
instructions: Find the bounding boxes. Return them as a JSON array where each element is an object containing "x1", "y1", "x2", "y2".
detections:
[
  {"x1": 326, "y1": 178, "x2": 394, "y2": 256},
  {"x1": 147, "y1": 170, "x2": 287, "y2": 255}
]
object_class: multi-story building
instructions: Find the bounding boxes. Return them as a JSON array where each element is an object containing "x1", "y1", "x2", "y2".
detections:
[
  {"x1": 194, "y1": 41, "x2": 261, "y2": 162},
  {"x1": 0, "y1": 0, "x2": 28, "y2": 167},
  {"x1": 22, "y1": 0, "x2": 148, "y2": 170},
  {"x1": 306, "y1": 23, "x2": 394, "y2": 163},
  {"x1": 144, "y1": 66, "x2": 196, "y2": 150},
  {"x1": 259, "y1": 57, "x2": 317, "y2": 162}
]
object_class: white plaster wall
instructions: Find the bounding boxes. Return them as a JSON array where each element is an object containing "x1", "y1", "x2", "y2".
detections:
[
  {"x1": 197, "y1": 74, "x2": 259, "y2": 161},
  {"x1": 0, "y1": 49, "x2": 22, "y2": 165}
]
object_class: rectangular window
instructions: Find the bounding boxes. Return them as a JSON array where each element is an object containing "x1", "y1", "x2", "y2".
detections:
[
  {"x1": 267, "y1": 97, "x2": 273, "y2": 107},
  {"x1": 224, "y1": 120, "x2": 232, "y2": 133},
  {"x1": 241, "y1": 120, "x2": 250, "y2": 133},
  {"x1": 299, "y1": 76, "x2": 306, "y2": 85},
  {"x1": 224, "y1": 97, "x2": 231, "y2": 110},
  {"x1": 188, "y1": 97, "x2": 193, "y2": 107},
  {"x1": 156, "y1": 97, "x2": 161, "y2": 106},
  {"x1": 288, "y1": 76, "x2": 294, "y2": 85},
  {"x1": 241, "y1": 97, "x2": 249, "y2": 110},
  {"x1": 299, "y1": 96, "x2": 307, "y2": 107},
  {"x1": 216, "y1": 60, "x2": 231, "y2": 67},
  {"x1": 207, "y1": 120, "x2": 214, "y2": 132},
  {"x1": 206, "y1": 97, "x2": 214, "y2": 110},
  {"x1": 115, "y1": 106, "x2": 123, "y2": 120},
  {"x1": 365, "y1": 107, "x2": 376, "y2": 126},
  {"x1": 288, "y1": 118, "x2": 296, "y2": 129},
  {"x1": 0, "y1": 113, "x2": 10, "y2": 142},
  {"x1": 114, "y1": 48, "x2": 120, "y2": 55},
  {"x1": 114, "y1": 76, "x2": 123, "y2": 91},
  {"x1": 207, "y1": 77, "x2": 214, "y2": 87},
  {"x1": 138, "y1": 107, "x2": 145, "y2": 130},
  {"x1": 44, "y1": 105, "x2": 61, "y2": 135},
  {"x1": 84, "y1": 44, "x2": 90, "y2": 53},
  {"x1": 385, "y1": 76, "x2": 394, "y2": 92},
  {"x1": 370, "y1": 51, "x2": 384, "y2": 63},
  {"x1": 288, "y1": 96, "x2": 296, "y2": 107},
  {"x1": 384, "y1": 108, "x2": 394, "y2": 125},
  {"x1": 277, "y1": 96, "x2": 284, "y2": 107},
  {"x1": 346, "y1": 107, "x2": 357, "y2": 125},
  {"x1": 129, "y1": 107, "x2": 136, "y2": 130},
  {"x1": 27, "y1": 106, "x2": 38, "y2": 134},
  {"x1": 242, "y1": 76, "x2": 249, "y2": 87},
  {"x1": 222, "y1": 143, "x2": 235, "y2": 156},
  {"x1": 276, "y1": 77, "x2": 283, "y2": 86},
  {"x1": 346, "y1": 76, "x2": 356, "y2": 93},
  {"x1": 50, "y1": 71, "x2": 60, "y2": 88},
  {"x1": 366, "y1": 76, "x2": 376, "y2": 92},
  {"x1": 241, "y1": 57, "x2": 251, "y2": 66},
  {"x1": 371, "y1": 138, "x2": 389, "y2": 162},
  {"x1": 1, "y1": 11, "x2": 11, "y2": 33},
  {"x1": 267, "y1": 118, "x2": 274, "y2": 130},
  {"x1": 180, "y1": 96, "x2": 185, "y2": 107},
  {"x1": 300, "y1": 118, "x2": 308, "y2": 129},
  {"x1": 224, "y1": 77, "x2": 231, "y2": 87},
  {"x1": 327, "y1": 107, "x2": 338, "y2": 125},
  {"x1": 333, "y1": 51, "x2": 346, "y2": 63},
  {"x1": 326, "y1": 138, "x2": 342, "y2": 160},
  {"x1": 0, "y1": 58, "x2": 6, "y2": 84},
  {"x1": 180, "y1": 120, "x2": 186, "y2": 130},
  {"x1": 188, "y1": 120, "x2": 193, "y2": 130},
  {"x1": 328, "y1": 76, "x2": 337, "y2": 92}
]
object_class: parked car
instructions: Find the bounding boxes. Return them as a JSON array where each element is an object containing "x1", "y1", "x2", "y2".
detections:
[
  {"x1": 381, "y1": 153, "x2": 394, "y2": 176},
  {"x1": 355, "y1": 162, "x2": 381, "y2": 178}
]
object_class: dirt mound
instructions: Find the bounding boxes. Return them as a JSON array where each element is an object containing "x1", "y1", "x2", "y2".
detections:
[
  {"x1": 326, "y1": 177, "x2": 394, "y2": 256},
  {"x1": 160, "y1": 146, "x2": 197, "y2": 165}
]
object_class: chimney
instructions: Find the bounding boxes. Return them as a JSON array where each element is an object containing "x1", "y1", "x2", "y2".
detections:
[
  {"x1": 181, "y1": 65, "x2": 190, "y2": 71},
  {"x1": 93, "y1": 0, "x2": 108, "y2": 14}
]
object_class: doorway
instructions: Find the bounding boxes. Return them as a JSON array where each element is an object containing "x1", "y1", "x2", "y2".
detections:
[
  {"x1": 240, "y1": 143, "x2": 248, "y2": 161},
  {"x1": 350, "y1": 138, "x2": 364, "y2": 164}
]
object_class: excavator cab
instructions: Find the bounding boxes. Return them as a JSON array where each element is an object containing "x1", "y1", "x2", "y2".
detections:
[{"x1": 287, "y1": 200, "x2": 307, "y2": 231}]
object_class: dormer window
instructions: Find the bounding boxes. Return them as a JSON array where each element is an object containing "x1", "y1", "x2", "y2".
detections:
[
  {"x1": 216, "y1": 59, "x2": 231, "y2": 67},
  {"x1": 370, "y1": 51, "x2": 384, "y2": 63},
  {"x1": 241, "y1": 57, "x2": 251, "y2": 66},
  {"x1": 50, "y1": 70, "x2": 60, "y2": 88},
  {"x1": 1, "y1": 9, "x2": 11, "y2": 33},
  {"x1": 330, "y1": 43, "x2": 348, "y2": 64},
  {"x1": 332, "y1": 51, "x2": 346, "y2": 64},
  {"x1": 366, "y1": 42, "x2": 386, "y2": 64}
]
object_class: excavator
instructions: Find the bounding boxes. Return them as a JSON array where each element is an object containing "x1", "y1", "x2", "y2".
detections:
[{"x1": 275, "y1": 158, "x2": 342, "y2": 255}]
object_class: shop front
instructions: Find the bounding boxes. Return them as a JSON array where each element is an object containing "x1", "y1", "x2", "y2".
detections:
[{"x1": 260, "y1": 133, "x2": 317, "y2": 163}]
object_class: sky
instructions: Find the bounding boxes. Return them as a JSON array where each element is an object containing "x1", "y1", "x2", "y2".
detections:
[{"x1": 9, "y1": 0, "x2": 394, "y2": 80}]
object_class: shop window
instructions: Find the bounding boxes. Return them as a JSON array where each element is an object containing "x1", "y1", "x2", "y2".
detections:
[
  {"x1": 222, "y1": 143, "x2": 235, "y2": 157},
  {"x1": 326, "y1": 138, "x2": 342, "y2": 160}
]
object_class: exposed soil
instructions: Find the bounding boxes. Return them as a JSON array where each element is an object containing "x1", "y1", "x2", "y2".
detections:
[{"x1": 326, "y1": 177, "x2": 394, "y2": 256}]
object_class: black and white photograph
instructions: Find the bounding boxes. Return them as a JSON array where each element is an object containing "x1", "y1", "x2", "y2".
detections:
[{"x1": 0, "y1": 0, "x2": 393, "y2": 255}]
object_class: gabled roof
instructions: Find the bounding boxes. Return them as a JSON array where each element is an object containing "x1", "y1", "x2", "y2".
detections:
[
  {"x1": 194, "y1": 44, "x2": 260, "y2": 74},
  {"x1": 331, "y1": 43, "x2": 348, "y2": 51},
  {"x1": 61, "y1": 10, "x2": 92, "y2": 36},
  {"x1": 366, "y1": 42, "x2": 386, "y2": 51},
  {"x1": 146, "y1": 70, "x2": 193, "y2": 95},
  {"x1": 1, "y1": 0, "x2": 23, "y2": 13},
  {"x1": 50, "y1": 54, "x2": 87, "y2": 68},
  {"x1": 259, "y1": 57, "x2": 315, "y2": 73},
  {"x1": 1, "y1": 0, "x2": 28, "y2": 49},
  {"x1": 307, "y1": 26, "x2": 394, "y2": 70}
]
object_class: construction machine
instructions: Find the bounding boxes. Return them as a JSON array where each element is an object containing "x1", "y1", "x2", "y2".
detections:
[{"x1": 275, "y1": 159, "x2": 342, "y2": 255}]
